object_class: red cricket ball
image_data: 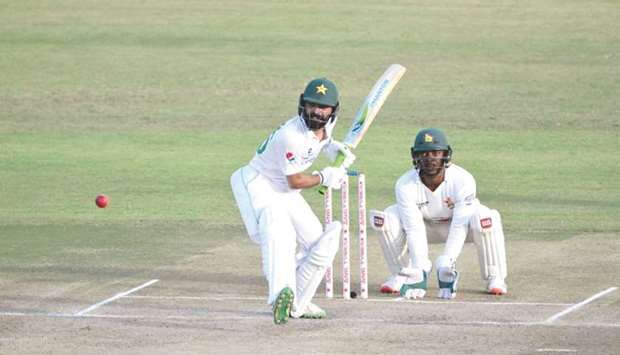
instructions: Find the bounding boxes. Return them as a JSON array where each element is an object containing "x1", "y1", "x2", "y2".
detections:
[{"x1": 95, "y1": 194, "x2": 109, "y2": 208}]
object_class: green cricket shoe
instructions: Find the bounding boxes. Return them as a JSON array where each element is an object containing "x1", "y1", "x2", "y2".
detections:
[
  {"x1": 273, "y1": 287, "x2": 294, "y2": 325},
  {"x1": 299, "y1": 302, "x2": 327, "y2": 319}
]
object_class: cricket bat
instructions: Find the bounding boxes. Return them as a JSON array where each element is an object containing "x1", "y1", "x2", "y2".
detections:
[{"x1": 319, "y1": 64, "x2": 407, "y2": 194}]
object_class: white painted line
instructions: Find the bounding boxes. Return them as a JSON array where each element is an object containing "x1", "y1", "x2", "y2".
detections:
[
  {"x1": 535, "y1": 349, "x2": 577, "y2": 353},
  {"x1": 74, "y1": 279, "x2": 159, "y2": 316},
  {"x1": 126, "y1": 295, "x2": 266, "y2": 301},
  {"x1": 0, "y1": 311, "x2": 71, "y2": 318},
  {"x1": 543, "y1": 287, "x2": 618, "y2": 324},
  {"x1": 1, "y1": 311, "x2": 619, "y2": 328},
  {"x1": 390, "y1": 297, "x2": 570, "y2": 306},
  {"x1": 125, "y1": 295, "x2": 571, "y2": 306}
]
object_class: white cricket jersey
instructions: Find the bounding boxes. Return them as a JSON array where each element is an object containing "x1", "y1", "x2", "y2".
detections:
[
  {"x1": 249, "y1": 115, "x2": 336, "y2": 192},
  {"x1": 395, "y1": 164, "x2": 479, "y2": 242}
]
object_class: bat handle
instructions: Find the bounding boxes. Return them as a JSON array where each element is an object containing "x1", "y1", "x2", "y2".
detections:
[{"x1": 318, "y1": 152, "x2": 346, "y2": 195}]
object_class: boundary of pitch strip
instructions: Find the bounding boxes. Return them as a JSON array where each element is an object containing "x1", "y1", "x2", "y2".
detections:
[
  {"x1": 1, "y1": 284, "x2": 617, "y2": 329},
  {"x1": 74, "y1": 279, "x2": 160, "y2": 316},
  {"x1": 542, "y1": 286, "x2": 617, "y2": 324},
  {"x1": 125, "y1": 294, "x2": 573, "y2": 307},
  {"x1": 1, "y1": 311, "x2": 619, "y2": 329}
]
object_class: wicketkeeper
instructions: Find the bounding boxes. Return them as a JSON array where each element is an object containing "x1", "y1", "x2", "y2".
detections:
[
  {"x1": 230, "y1": 78, "x2": 355, "y2": 324},
  {"x1": 370, "y1": 128, "x2": 508, "y2": 299}
]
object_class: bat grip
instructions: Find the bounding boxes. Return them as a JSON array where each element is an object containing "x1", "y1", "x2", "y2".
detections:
[{"x1": 318, "y1": 152, "x2": 346, "y2": 195}]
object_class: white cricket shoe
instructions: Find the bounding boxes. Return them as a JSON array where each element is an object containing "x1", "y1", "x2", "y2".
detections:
[
  {"x1": 290, "y1": 302, "x2": 327, "y2": 319},
  {"x1": 379, "y1": 274, "x2": 407, "y2": 294},
  {"x1": 487, "y1": 277, "x2": 508, "y2": 295}
]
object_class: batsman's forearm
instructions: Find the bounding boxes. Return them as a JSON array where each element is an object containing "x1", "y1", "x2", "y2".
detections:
[{"x1": 287, "y1": 172, "x2": 322, "y2": 189}]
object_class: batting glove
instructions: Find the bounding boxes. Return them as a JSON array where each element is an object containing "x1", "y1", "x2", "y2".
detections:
[
  {"x1": 315, "y1": 166, "x2": 347, "y2": 190},
  {"x1": 323, "y1": 140, "x2": 356, "y2": 169}
]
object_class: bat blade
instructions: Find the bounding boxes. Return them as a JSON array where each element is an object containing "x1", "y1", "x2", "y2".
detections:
[
  {"x1": 318, "y1": 64, "x2": 406, "y2": 195},
  {"x1": 342, "y1": 64, "x2": 407, "y2": 148}
]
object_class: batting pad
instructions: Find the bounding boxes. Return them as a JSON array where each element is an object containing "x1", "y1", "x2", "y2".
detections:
[
  {"x1": 295, "y1": 222, "x2": 341, "y2": 314},
  {"x1": 370, "y1": 206, "x2": 411, "y2": 275},
  {"x1": 472, "y1": 208, "x2": 508, "y2": 281}
]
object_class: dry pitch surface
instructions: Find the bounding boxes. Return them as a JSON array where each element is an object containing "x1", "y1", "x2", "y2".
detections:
[{"x1": 1, "y1": 234, "x2": 619, "y2": 354}]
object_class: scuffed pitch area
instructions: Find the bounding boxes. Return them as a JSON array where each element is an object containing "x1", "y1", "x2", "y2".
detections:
[{"x1": 1, "y1": 235, "x2": 619, "y2": 354}]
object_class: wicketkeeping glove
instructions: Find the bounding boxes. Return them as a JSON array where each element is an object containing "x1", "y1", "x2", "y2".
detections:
[{"x1": 322, "y1": 140, "x2": 356, "y2": 169}]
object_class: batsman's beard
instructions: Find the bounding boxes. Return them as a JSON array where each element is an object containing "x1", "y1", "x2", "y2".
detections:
[{"x1": 303, "y1": 112, "x2": 330, "y2": 130}]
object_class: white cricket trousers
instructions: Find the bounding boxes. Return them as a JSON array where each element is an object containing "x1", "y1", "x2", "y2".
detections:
[
  {"x1": 376, "y1": 203, "x2": 506, "y2": 280},
  {"x1": 230, "y1": 165, "x2": 324, "y2": 304}
]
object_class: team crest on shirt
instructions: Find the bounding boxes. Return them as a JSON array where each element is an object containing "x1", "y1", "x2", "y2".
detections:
[
  {"x1": 445, "y1": 197, "x2": 455, "y2": 209},
  {"x1": 285, "y1": 152, "x2": 295, "y2": 162}
]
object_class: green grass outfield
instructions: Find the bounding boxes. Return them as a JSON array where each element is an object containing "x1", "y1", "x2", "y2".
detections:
[{"x1": 1, "y1": 0, "x2": 619, "y2": 297}]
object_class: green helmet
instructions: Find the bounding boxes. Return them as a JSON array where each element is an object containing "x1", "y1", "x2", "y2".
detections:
[
  {"x1": 298, "y1": 77, "x2": 340, "y2": 129},
  {"x1": 411, "y1": 128, "x2": 452, "y2": 166},
  {"x1": 301, "y1": 78, "x2": 339, "y2": 107}
]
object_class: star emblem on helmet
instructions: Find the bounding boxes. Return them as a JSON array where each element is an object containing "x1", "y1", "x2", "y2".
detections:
[
  {"x1": 424, "y1": 133, "x2": 433, "y2": 142},
  {"x1": 315, "y1": 84, "x2": 328, "y2": 95}
]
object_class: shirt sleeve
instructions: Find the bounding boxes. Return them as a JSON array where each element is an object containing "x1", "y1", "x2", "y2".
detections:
[
  {"x1": 395, "y1": 175, "x2": 426, "y2": 239},
  {"x1": 448, "y1": 172, "x2": 478, "y2": 241},
  {"x1": 278, "y1": 133, "x2": 311, "y2": 176}
]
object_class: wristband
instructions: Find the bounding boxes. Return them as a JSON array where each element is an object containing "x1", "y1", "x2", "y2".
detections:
[{"x1": 312, "y1": 170, "x2": 324, "y2": 185}]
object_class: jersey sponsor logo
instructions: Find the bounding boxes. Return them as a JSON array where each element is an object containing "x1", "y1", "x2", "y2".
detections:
[
  {"x1": 480, "y1": 217, "x2": 493, "y2": 229},
  {"x1": 372, "y1": 215, "x2": 385, "y2": 228},
  {"x1": 416, "y1": 201, "x2": 429, "y2": 207},
  {"x1": 285, "y1": 151, "x2": 295, "y2": 162}
]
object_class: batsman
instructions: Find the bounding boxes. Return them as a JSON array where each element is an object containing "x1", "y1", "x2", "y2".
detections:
[
  {"x1": 230, "y1": 78, "x2": 355, "y2": 324},
  {"x1": 370, "y1": 128, "x2": 508, "y2": 299}
]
